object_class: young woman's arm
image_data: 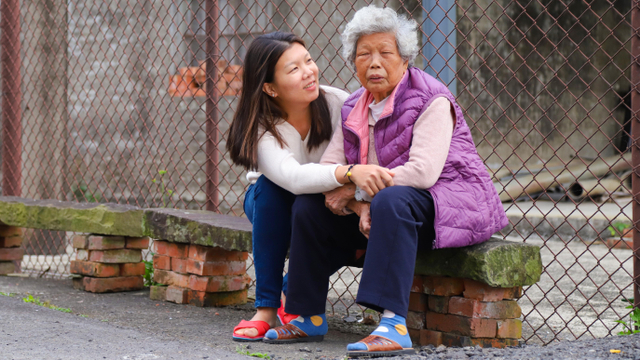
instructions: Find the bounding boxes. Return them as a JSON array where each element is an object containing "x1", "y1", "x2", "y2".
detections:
[{"x1": 256, "y1": 132, "x2": 342, "y2": 195}]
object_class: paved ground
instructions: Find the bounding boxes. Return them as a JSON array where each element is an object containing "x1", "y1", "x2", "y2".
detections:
[
  {"x1": 15, "y1": 231, "x2": 634, "y2": 347},
  {"x1": 2, "y1": 276, "x2": 639, "y2": 360},
  {"x1": 1, "y1": 293, "x2": 246, "y2": 360},
  {"x1": 6, "y1": 198, "x2": 638, "y2": 358},
  {"x1": 0, "y1": 276, "x2": 369, "y2": 360}
]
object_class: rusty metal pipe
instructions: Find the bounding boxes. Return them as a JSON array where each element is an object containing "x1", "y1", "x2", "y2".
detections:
[
  {"x1": 567, "y1": 178, "x2": 626, "y2": 201},
  {"x1": 1, "y1": 0, "x2": 22, "y2": 196},
  {"x1": 632, "y1": 0, "x2": 640, "y2": 313},
  {"x1": 512, "y1": 159, "x2": 568, "y2": 176},
  {"x1": 496, "y1": 153, "x2": 632, "y2": 202},
  {"x1": 204, "y1": 0, "x2": 219, "y2": 212}
]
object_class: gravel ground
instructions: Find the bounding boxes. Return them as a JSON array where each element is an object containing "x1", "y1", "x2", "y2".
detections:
[
  {"x1": 1, "y1": 276, "x2": 639, "y2": 360},
  {"x1": 408, "y1": 334, "x2": 640, "y2": 359}
]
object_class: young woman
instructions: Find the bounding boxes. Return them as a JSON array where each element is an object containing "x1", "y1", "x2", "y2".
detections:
[
  {"x1": 227, "y1": 32, "x2": 335, "y2": 341},
  {"x1": 227, "y1": 32, "x2": 395, "y2": 341}
]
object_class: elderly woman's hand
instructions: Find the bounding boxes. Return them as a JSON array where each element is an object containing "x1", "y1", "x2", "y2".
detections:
[
  {"x1": 353, "y1": 201, "x2": 371, "y2": 238},
  {"x1": 323, "y1": 183, "x2": 356, "y2": 215},
  {"x1": 346, "y1": 199, "x2": 372, "y2": 238}
]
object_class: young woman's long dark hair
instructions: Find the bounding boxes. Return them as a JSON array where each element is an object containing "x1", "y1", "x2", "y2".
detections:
[{"x1": 226, "y1": 32, "x2": 333, "y2": 170}]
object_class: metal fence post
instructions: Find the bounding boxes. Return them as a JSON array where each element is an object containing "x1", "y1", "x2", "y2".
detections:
[
  {"x1": 1, "y1": 0, "x2": 21, "y2": 197},
  {"x1": 632, "y1": 0, "x2": 640, "y2": 311},
  {"x1": 205, "y1": 0, "x2": 219, "y2": 212}
]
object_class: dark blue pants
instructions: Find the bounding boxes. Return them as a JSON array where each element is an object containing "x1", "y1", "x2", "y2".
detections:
[
  {"x1": 285, "y1": 186, "x2": 435, "y2": 318},
  {"x1": 244, "y1": 176, "x2": 293, "y2": 308}
]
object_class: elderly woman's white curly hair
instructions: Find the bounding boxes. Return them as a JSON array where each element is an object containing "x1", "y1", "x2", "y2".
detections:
[{"x1": 341, "y1": 5, "x2": 419, "y2": 71}]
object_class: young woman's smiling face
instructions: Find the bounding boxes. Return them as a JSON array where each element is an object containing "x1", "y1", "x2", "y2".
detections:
[{"x1": 264, "y1": 43, "x2": 319, "y2": 106}]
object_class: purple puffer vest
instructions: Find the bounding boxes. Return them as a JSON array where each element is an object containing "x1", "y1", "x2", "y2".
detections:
[{"x1": 341, "y1": 67, "x2": 508, "y2": 249}]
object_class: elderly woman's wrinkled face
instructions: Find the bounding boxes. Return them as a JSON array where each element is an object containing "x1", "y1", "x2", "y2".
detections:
[{"x1": 355, "y1": 32, "x2": 408, "y2": 103}]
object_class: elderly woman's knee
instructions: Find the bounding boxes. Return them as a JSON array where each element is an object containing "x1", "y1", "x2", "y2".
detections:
[{"x1": 370, "y1": 186, "x2": 413, "y2": 215}]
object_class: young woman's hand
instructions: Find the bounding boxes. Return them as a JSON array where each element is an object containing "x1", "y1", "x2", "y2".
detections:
[
  {"x1": 323, "y1": 183, "x2": 356, "y2": 215},
  {"x1": 335, "y1": 164, "x2": 395, "y2": 197}
]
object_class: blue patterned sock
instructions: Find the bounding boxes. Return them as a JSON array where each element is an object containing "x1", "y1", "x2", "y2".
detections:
[
  {"x1": 264, "y1": 314, "x2": 328, "y2": 340},
  {"x1": 347, "y1": 311, "x2": 412, "y2": 351}
]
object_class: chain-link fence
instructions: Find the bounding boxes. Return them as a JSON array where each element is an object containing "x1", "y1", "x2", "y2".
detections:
[{"x1": 1, "y1": 0, "x2": 638, "y2": 345}]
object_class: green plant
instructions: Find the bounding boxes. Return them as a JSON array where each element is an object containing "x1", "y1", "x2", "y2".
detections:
[
  {"x1": 71, "y1": 183, "x2": 102, "y2": 203},
  {"x1": 235, "y1": 346, "x2": 271, "y2": 359},
  {"x1": 615, "y1": 298, "x2": 640, "y2": 335},
  {"x1": 608, "y1": 222, "x2": 631, "y2": 237},
  {"x1": 22, "y1": 294, "x2": 72, "y2": 313},
  {"x1": 152, "y1": 169, "x2": 174, "y2": 207},
  {"x1": 143, "y1": 252, "x2": 158, "y2": 287},
  {"x1": 0, "y1": 292, "x2": 15, "y2": 297}
]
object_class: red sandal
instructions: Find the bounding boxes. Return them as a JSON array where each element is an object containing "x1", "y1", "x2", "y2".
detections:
[
  {"x1": 277, "y1": 300, "x2": 299, "y2": 325},
  {"x1": 232, "y1": 319, "x2": 271, "y2": 342}
]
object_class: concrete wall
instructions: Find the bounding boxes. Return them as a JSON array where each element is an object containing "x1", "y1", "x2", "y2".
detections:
[
  {"x1": 59, "y1": 0, "x2": 382, "y2": 215},
  {"x1": 63, "y1": 1, "x2": 178, "y2": 207},
  {"x1": 456, "y1": 0, "x2": 631, "y2": 170},
  {"x1": 14, "y1": 0, "x2": 631, "y2": 219},
  {"x1": 21, "y1": 0, "x2": 70, "y2": 254}
]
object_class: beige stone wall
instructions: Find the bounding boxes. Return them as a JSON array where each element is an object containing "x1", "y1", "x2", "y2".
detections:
[
  {"x1": 456, "y1": 0, "x2": 631, "y2": 170},
  {"x1": 21, "y1": 0, "x2": 70, "y2": 254},
  {"x1": 15, "y1": 0, "x2": 630, "y2": 219}
]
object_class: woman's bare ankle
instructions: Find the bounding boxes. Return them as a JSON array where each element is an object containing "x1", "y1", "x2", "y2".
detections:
[{"x1": 253, "y1": 307, "x2": 277, "y2": 326}]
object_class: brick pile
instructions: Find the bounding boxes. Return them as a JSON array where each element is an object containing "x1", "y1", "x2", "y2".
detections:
[
  {"x1": 71, "y1": 235, "x2": 148, "y2": 293},
  {"x1": 149, "y1": 241, "x2": 250, "y2": 307},
  {"x1": 408, "y1": 275, "x2": 523, "y2": 348},
  {"x1": 0, "y1": 225, "x2": 23, "y2": 275},
  {"x1": 168, "y1": 60, "x2": 243, "y2": 97}
]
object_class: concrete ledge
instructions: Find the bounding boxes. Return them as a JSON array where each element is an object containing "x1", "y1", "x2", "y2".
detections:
[
  {"x1": 0, "y1": 196, "x2": 145, "y2": 236},
  {"x1": 0, "y1": 197, "x2": 252, "y2": 252},
  {"x1": 414, "y1": 238, "x2": 542, "y2": 288},
  {"x1": 0, "y1": 198, "x2": 542, "y2": 286},
  {"x1": 144, "y1": 208, "x2": 252, "y2": 252}
]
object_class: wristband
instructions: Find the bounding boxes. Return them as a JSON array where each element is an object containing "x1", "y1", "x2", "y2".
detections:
[{"x1": 344, "y1": 164, "x2": 356, "y2": 183}]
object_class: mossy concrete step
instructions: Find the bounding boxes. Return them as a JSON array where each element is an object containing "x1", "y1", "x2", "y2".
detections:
[
  {"x1": 0, "y1": 198, "x2": 539, "y2": 286},
  {"x1": 0, "y1": 196, "x2": 145, "y2": 237},
  {"x1": 0, "y1": 197, "x2": 252, "y2": 252},
  {"x1": 143, "y1": 208, "x2": 252, "y2": 252},
  {"x1": 415, "y1": 237, "x2": 542, "y2": 288}
]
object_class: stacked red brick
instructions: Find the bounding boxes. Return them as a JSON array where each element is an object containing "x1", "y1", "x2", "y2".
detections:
[
  {"x1": 0, "y1": 225, "x2": 23, "y2": 274},
  {"x1": 408, "y1": 275, "x2": 523, "y2": 348},
  {"x1": 71, "y1": 235, "x2": 148, "y2": 292},
  {"x1": 149, "y1": 241, "x2": 250, "y2": 307}
]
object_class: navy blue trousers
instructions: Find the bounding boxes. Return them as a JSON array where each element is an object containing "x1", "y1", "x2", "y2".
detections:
[
  {"x1": 244, "y1": 176, "x2": 293, "y2": 308},
  {"x1": 285, "y1": 186, "x2": 436, "y2": 318}
]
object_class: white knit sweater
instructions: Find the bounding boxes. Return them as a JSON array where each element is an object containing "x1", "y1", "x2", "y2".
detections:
[{"x1": 245, "y1": 85, "x2": 349, "y2": 194}]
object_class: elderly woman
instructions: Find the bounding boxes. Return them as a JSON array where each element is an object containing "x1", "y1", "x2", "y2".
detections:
[{"x1": 263, "y1": 5, "x2": 508, "y2": 357}]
